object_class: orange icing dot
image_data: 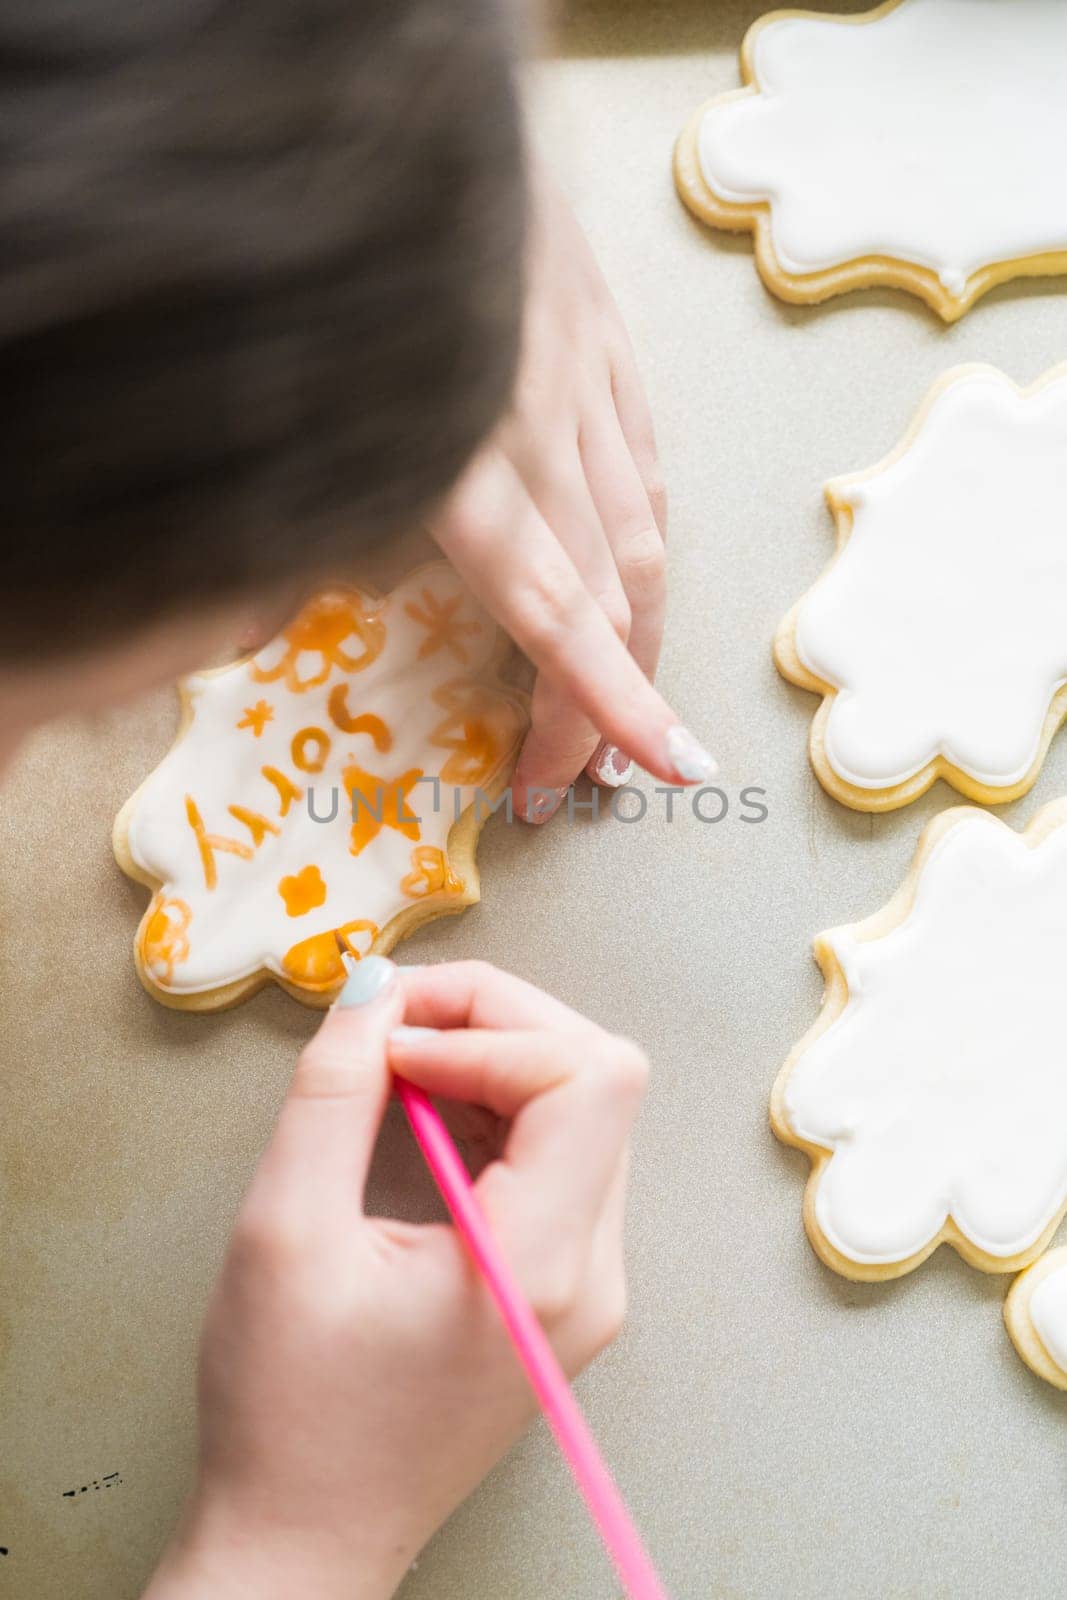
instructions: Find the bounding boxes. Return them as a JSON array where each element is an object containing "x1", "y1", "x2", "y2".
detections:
[
  {"x1": 326, "y1": 687, "x2": 393, "y2": 750},
  {"x1": 279, "y1": 864, "x2": 327, "y2": 917},
  {"x1": 236, "y1": 700, "x2": 274, "y2": 737},
  {"x1": 250, "y1": 591, "x2": 386, "y2": 693},
  {"x1": 185, "y1": 795, "x2": 254, "y2": 891},
  {"x1": 291, "y1": 726, "x2": 331, "y2": 775},
  {"x1": 141, "y1": 895, "x2": 193, "y2": 982},
  {"x1": 343, "y1": 764, "x2": 423, "y2": 856},
  {"x1": 400, "y1": 846, "x2": 464, "y2": 900}
]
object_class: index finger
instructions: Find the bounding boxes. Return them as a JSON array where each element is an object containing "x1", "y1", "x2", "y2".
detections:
[
  {"x1": 433, "y1": 445, "x2": 717, "y2": 786},
  {"x1": 397, "y1": 959, "x2": 591, "y2": 1035}
]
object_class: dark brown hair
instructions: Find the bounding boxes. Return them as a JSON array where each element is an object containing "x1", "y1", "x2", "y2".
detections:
[{"x1": 0, "y1": 0, "x2": 525, "y2": 655}]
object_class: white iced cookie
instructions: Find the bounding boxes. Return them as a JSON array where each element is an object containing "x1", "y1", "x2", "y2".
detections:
[
  {"x1": 114, "y1": 562, "x2": 527, "y2": 1009},
  {"x1": 674, "y1": 0, "x2": 1067, "y2": 321},
  {"x1": 775, "y1": 364, "x2": 1067, "y2": 812},
  {"x1": 773, "y1": 801, "x2": 1067, "y2": 1281},
  {"x1": 1004, "y1": 1247, "x2": 1067, "y2": 1392}
]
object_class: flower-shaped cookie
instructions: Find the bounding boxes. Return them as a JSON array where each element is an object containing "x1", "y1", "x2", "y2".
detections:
[
  {"x1": 115, "y1": 563, "x2": 527, "y2": 1009},
  {"x1": 775, "y1": 364, "x2": 1067, "y2": 811},
  {"x1": 774, "y1": 801, "x2": 1067, "y2": 1281},
  {"x1": 1004, "y1": 1248, "x2": 1067, "y2": 1392},
  {"x1": 674, "y1": 0, "x2": 1067, "y2": 321}
]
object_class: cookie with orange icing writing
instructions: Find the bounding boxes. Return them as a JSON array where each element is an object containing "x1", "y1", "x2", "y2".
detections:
[{"x1": 114, "y1": 563, "x2": 528, "y2": 1009}]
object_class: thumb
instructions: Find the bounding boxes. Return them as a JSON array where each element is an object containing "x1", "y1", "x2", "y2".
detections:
[{"x1": 248, "y1": 956, "x2": 403, "y2": 1227}]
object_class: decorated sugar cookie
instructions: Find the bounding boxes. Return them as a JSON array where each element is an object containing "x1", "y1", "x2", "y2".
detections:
[
  {"x1": 114, "y1": 563, "x2": 527, "y2": 1009},
  {"x1": 773, "y1": 801, "x2": 1067, "y2": 1282},
  {"x1": 674, "y1": 0, "x2": 1067, "y2": 321},
  {"x1": 775, "y1": 364, "x2": 1067, "y2": 812},
  {"x1": 1004, "y1": 1248, "x2": 1067, "y2": 1392}
]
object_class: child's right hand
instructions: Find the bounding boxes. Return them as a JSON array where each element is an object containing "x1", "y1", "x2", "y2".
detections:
[{"x1": 144, "y1": 958, "x2": 647, "y2": 1600}]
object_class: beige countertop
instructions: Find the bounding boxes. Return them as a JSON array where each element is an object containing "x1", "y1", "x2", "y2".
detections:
[{"x1": 4, "y1": 4, "x2": 1067, "y2": 1596}]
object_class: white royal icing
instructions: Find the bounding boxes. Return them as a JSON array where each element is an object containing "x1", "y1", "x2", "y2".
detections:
[
  {"x1": 1030, "y1": 1255, "x2": 1067, "y2": 1374},
  {"x1": 697, "y1": 0, "x2": 1067, "y2": 289},
  {"x1": 123, "y1": 563, "x2": 525, "y2": 996},
  {"x1": 793, "y1": 366, "x2": 1067, "y2": 792},
  {"x1": 783, "y1": 810, "x2": 1067, "y2": 1267}
]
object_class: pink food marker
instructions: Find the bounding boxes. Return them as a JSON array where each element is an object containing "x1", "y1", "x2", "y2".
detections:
[{"x1": 394, "y1": 1074, "x2": 670, "y2": 1600}]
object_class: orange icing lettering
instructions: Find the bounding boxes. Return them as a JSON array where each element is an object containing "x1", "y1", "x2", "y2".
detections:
[
  {"x1": 261, "y1": 765, "x2": 303, "y2": 817},
  {"x1": 228, "y1": 805, "x2": 281, "y2": 847},
  {"x1": 400, "y1": 846, "x2": 464, "y2": 900},
  {"x1": 291, "y1": 726, "x2": 331, "y2": 774},
  {"x1": 185, "y1": 795, "x2": 254, "y2": 891},
  {"x1": 141, "y1": 895, "x2": 193, "y2": 982},
  {"x1": 326, "y1": 686, "x2": 393, "y2": 750}
]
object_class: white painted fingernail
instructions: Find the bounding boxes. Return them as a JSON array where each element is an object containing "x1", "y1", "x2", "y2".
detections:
[
  {"x1": 665, "y1": 725, "x2": 718, "y2": 783},
  {"x1": 520, "y1": 785, "x2": 567, "y2": 824},
  {"x1": 592, "y1": 743, "x2": 635, "y2": 788}
]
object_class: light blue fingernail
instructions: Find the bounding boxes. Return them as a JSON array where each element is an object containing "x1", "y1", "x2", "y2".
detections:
[
  {"x1": 390, "y1": 1025, "x2": 438, "y2": 1043},
  {"x1": 337, "y1": 955, "x2": 395, "y2": 1007}
]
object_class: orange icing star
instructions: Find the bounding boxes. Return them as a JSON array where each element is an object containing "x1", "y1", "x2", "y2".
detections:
[
  {"x1": 251, "y1": 591, "x2": 386, "y2": 693},
  {"x1": 343, "y1": 764, "x2": 423, "y2": 856},
  {"x1": 236, "y1": 700, "x2": 274, "y2": 737},
  {"x1": 279, "y1": 864, "x2": 327, "y2": 917},
  {"x1": 405, "y1": 589, "x2": 481, "y2": 664}
]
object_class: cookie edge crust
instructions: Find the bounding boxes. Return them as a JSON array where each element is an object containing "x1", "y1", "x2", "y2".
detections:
[
  {"x1": 770, "y1": 797, "x2": 1067, "y2": 1281},
  {"x1": 112, "y1": 562, "x2": 529, "y2": 1013},
  {"x1": 772, "y1": 360, "x2": 1067, "y2": 813},
  {"x1": 1004, "y1": 1245, "x2": 1067, "y2": 1391},
  {"x1": 672, "y1": 1, "x2": 1067, "y2": 324}
]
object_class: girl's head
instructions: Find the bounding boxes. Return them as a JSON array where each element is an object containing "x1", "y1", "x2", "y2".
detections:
[{"x1": 0, "y1": 0, "x2": 525, "y2": 742}]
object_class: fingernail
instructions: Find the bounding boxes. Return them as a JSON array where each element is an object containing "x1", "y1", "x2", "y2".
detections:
[
  {"x1": 665, "y1": 725, "x2": 718, "y2": 783},
  {"x1": 520, "y1": 785, "x2": 567, "y2": 824},
  {"x1": 591, "y1": 742, "x2": 634, "y2": 788},
  {"x1": 337, "y1": 955, "x2": 395, "y2": 1007},
  {"x1": 390, "y1": 1025, "x2": 439, "y2": 1044}
]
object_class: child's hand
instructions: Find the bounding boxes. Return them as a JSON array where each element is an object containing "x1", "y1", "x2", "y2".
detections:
[
  {"x1": 431, "y1": 170, "x2": 716, "y2": 822},
  {"x1": 144, "y1": 958, "x2": 647, "y2": 1600}
]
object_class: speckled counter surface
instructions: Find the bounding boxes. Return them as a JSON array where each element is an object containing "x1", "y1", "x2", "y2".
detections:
[{"x1": 3, "y1": 4, "x2": 1067, "y2": 1596}]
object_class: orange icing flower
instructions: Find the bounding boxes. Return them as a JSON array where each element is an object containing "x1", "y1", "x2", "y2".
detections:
[
  {"x1": 344, "y1": 764, "x2": 423, "y2": 855},
  {"x1": 279, "y1": 864, "x2": 327, "y2": 917},
  {"x1": 236, "y1": 700, "x2": 274, "y2": 737},
  {"x1": 405, "y1": 588, "x2": 481, "y2": 664},
  {"x1": 280, "y1": 920, "x2": 379, "y2": 990},
  {"x1": 141, "y1": 895, "x2": 193, "y2": 982},
  {"x1": 251, "y1": 591, "x2": 386, "y2": 693},
  {"x1": 400, "y1": 846, "x2": 464, "y2": 900}
]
